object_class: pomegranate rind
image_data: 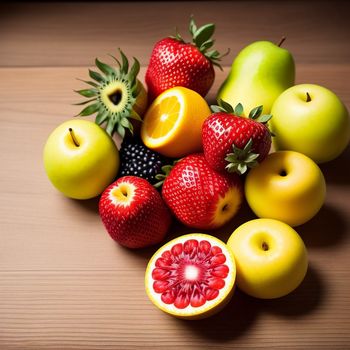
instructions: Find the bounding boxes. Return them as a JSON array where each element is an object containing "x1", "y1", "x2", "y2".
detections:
[{"x1": 145, "y1": 233, "x2": 236, "y2": 319}]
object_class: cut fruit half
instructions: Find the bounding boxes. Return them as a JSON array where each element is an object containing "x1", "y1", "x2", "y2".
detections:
[
  {"x1": 141, "y1": 87, "x2": 210, "y2": 158},
  {"x1": 75, "y1": 49, "x2": 147, "y2": 138},
  {"x1": 145, "y1": 233, "x2": 236, "y2": 319}
]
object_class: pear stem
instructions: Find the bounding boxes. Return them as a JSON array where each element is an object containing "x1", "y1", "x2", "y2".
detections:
[
  {"x1": 277, "y1": 36, "x2": 286, "y2": 47},
  {"x1": 306, "y1": 92, "x2": 311, "y2": 102},
  {"x1": 69, "y1": 128, "x2": 80, "y2": 147}
]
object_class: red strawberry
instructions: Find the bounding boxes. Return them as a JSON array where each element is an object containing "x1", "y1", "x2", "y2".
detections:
[
  {"x1": 99, "y1": 176, "x2": 171, "y2": 248},
  {"x1": 160, "y1": 154, "x2": 242, "y2": 229},
  {"x1": 202, "y1": 100, "x2": 272, "y2": 175},
  {"x1": 146, "y1": 17, "x2": 227, "y2": 101}
]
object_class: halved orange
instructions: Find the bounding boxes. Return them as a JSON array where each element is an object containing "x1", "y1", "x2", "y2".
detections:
[{"x1": 141, "y1": 87, "x2": 211, "y2": 158}]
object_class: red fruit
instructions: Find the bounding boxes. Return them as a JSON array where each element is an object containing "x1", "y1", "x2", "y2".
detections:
[
  {"x1": 202, "y1": 101, "x2": 272, "y2": 175},
  {"x1": 99, "y1": 176, "x2": 171, "y2": 248},
  {"x1": 161, "y1": 154, "x2": 242, "y2": 229},
  {"x1": 146, "y1": 17, "x2": 227, "y2": 101},
  {"x1": 145, "y1": 233, "x2": 236, "y2": 319}
]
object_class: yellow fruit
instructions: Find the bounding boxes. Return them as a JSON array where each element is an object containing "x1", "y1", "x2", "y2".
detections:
[
  {"x1": 227, "y1": 219, "x2": 308, "y2": 299},
  {"x1": 141, "y1": 87, "x2": 211, "y2": 157},
  {"x1": 145, "y1": 233, "x2": 236, "y2": 319},
  {"x1": 245, "y1": 151, "x2": 326, "y2": 226}
]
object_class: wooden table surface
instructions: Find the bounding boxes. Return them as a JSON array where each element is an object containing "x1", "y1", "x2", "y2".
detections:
[{"x1": 1, "y1": 2, "x2": 349, "y2": 349}]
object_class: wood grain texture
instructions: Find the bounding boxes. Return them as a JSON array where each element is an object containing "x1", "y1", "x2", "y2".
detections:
[
  {"x1": 1, "y1": 2, "x2": 350, "y2": 349},
  {"x1": 1, "y1": 1, "x2": 349, "y2": 67}
]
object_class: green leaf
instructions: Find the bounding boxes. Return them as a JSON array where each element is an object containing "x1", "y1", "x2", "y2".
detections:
[
  {"x1": 153, "y1": 180, "x2": 164, "y2": 189},
  {"x1": 238, "y1": 163, "x2": 248, "y2": 174},
  {"x1": 210, "y1": 105, "x2": 224, "y2": 113},
  {"x1": 89, "y1": 69, "x2": 105, "y2": 83},
  {"x1": 200, "y1": 39, "x2": 214, "y2": 52},
  {"x1": 129, "y1": 110, "x2": 142, "y2": 122},
  {"x1": 225, "y1": 153, "x2": 238, "y2": 163},
  {"x1": 105, "y1": 118, "x2": 115, "y2": 136},
  {"x1": 95, "y1": 58, "x2": 116, "y2": 76},
  {"x1": 225, "y1": 163, "x2": 239, "y2": 174},
  {"x1": 76, "y1": 78, "x2": 99, "y2": 88},
  {"x1": 95, "y1": 110, "x2": 108, "y2": 125},
  {"x1": 234, "y1": 103, "x2": 244, "y2": 116},
  {"x1": 155, "y1": 174, "x2": 166, "y2": 180},
  {"x1": 108, "y1": 54, "x2": 121, "y2": 70},
  {"x1": 243, "y1": 138, "x2": 253, "y2": 152},
  {"x1": 73, "y1": 98, "x2": 97, "y2": 106},
  {"x1": 128, "y1": 122, "x2": 134, "y2": 135},
  {"x1": 232, "y1": 146, "x2": 245, "y2": 161},
  {"x1": 117, "y1": 124, "x2": 126, "y2": 139},
  {"x1": 75, "y1": 88, "x2": 98, "y2": 98},
  {"x1": 246, "y1": 153, "x2": 259, "y2": 162},
  {"x1": 189, "y1": 15, "x2": 197, "y2": 35},
  {"x1": 120, "y1": 118, "x2": 131, "y2": 128},
  {"x1": 77, "y1": 103, "x2": 99, "y2": 116},
  {"x1": 161, "y1": 165, "x2": 173, "y2": 175},
  {"x1": 173, "y1": 27, "x2": 184, "y2": 42},
  {"x1": 249, "y1": 105, "x2": 263, "y2": 120},
  {"x1": 256, "y1": 114, "x2": 272, "y2": 123},
  {"x1": 128, "y1": 57, "x2": 140, "y2": 84},
  {"x1": 211, "y1": 60, "x2": 223, "y2": 71},
  {"x1": 118, "y1": 49, "x2": 129, "y2": 74},
  {"x1": 193, "y1": 23, "x2": 215, "y2": 48},
  {"x1": 218, "y1": 99, "x2": 234, "y2": 113},
  {"x1": 206, "y1": 49, "x2": 220, "y2": 59}
]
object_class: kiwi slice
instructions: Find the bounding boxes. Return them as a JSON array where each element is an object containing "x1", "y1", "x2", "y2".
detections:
[{"x1": 75, "y1": 49, "x2": 147, "y2": 138}]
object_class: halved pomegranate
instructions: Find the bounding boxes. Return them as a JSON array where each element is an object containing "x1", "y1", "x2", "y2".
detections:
[{"x1": 145, "y1": 233, "x2": 236, "y2": 319}]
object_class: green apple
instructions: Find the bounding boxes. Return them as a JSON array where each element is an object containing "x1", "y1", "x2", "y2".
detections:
[
  {"x1": 245, "y1": 151, "x2": 326, "y2": 227},
  {"x1": 44, "y1": 119, "x2": 119, "y2": 199},
  {"x1": 217, "y1": 39, "x2": 295, "y2": 115},
  {"x1": 227, "y1": 218, "x2": 308, "y2": 299},
  {"x1": 270, "y1": 84, "x2": 350, "y2": 163}
]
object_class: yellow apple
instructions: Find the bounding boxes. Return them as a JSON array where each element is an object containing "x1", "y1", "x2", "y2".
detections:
[
  {"x1": 227, "y1": 218, "x2": 308, "y2": 299},
  {"x1": 270, "y1": 84, "x2": 350, "y2": 163},
  {"x1": 44, "y1": 119, "x2": 119, "y2": 199},
  {"x1": 245, "y1": 150, "x2": 326, "y2": 226}
]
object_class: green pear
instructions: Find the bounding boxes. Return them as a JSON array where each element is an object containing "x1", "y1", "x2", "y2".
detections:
[{"x1": 217, "y1": 40, "x2": 295, "y2": 115}]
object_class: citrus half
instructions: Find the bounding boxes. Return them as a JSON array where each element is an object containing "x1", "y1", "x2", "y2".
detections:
[
  {"x1": 141, "y1": 87, "x2": 211, "y2": 158},
  {"x1": 145, "y1": 233, "x2": 236, "y2": 319}
]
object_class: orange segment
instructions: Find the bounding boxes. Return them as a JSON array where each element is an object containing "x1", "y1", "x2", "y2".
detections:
[
  {"x1": 145, "y1": 96, "x2": 181, "y2": 139},
  {"x1": 141, "y1": 87, "x2": 211, "y2": 158}
]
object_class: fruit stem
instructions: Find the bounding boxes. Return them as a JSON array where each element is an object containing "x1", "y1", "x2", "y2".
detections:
[
  {"x1": 262, "y1": 242, "x2": 269, "y2": 251},
  {"x1": 277, "y1": 36, "x2": 286, "y2": 47},
  {"x1": 306, "y1": 92, "x2": 311, "y2": 102},
  {"x1": 69, "y1": 128, "x2": 80, "y2": 147}
]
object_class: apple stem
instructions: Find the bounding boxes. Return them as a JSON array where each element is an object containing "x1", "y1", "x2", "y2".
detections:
[
  {"x1": 262, "y1": 242, "x2": 269, "y2": 251},
  {"x1": 69, "y1": 128, "x2": 80, "y2": 147},
  {"x1": 277, "y1": 36, "x2": 286, "y2": 47},
  {"x1": 306, "y1": 92, "x2": 311, "y2": 102}
]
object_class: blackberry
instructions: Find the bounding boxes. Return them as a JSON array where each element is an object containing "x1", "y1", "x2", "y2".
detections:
[{"x1": 119, "y1": 137, "x2": 168, "y2": 185}]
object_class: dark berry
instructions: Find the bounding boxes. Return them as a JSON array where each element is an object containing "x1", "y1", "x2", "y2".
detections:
[{"x1": 118, "y1": 137, "x2": 170, "y2": 185}]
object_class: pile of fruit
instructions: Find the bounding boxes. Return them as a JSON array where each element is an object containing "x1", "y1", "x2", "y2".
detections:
[{"x1": 43, "y1": 18, "x2": 350, "y2": 319}]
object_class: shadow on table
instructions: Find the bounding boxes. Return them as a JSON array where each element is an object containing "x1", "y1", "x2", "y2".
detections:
[
  {"x1": 179, "y1": 264, "x2": 324, "y2": 341},
  {"x1": 67, "y1": 196, "x2": 100, "y2": 215},
  {"x1": 319, "y1": 145, "x2": 350, "y2": 185},
  {"x1": 298, "y1": 203, "x2": 348, "y2": 247},
  {"x1": 259, "y1": 264, "x2": 325, "y2": 318},
  {"x1": 176, "y1": 288, "x2": 259, "y2": 342}
]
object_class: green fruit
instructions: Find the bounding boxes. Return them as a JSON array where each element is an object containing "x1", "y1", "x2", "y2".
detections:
[
  {"x1": 270, "y1": 84, "x2": 350, "y2": 163},
  {"x1": 44, "y1": 119, "x2": 119, "y2": 200},
  {"x1": 217, "y1": 40, "x2": 295, "y2": 115},
  {"x1": 75, "y1": 49, "x2": 147, "y2": 138}
]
